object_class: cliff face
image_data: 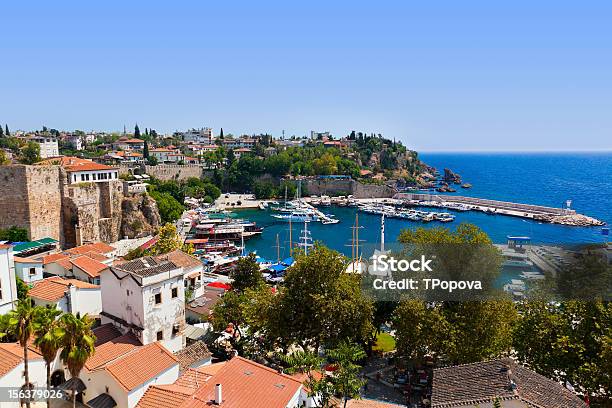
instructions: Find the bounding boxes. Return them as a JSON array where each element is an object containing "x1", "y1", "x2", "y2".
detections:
[{"x1": 120, "y1": 193, "x2": 161, "y2": 239}]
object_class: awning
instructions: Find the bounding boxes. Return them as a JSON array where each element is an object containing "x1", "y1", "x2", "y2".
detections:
[
  {"x1": 281, "y1": 257, "x2": 294, "y2": 266},
  {"x1": 268, "y1": 264, "x2": 287, "y2": 272},
  {"x1": 207, "y1": 281, "x2": 231, "y2": 290},
  {"x1": 87, "y1": 393, "x2": 117, "y2": 408}
]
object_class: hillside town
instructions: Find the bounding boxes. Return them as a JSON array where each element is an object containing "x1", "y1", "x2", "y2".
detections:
[{"x1": 0, "y1": 124, "x2": 608, "y2": 408}]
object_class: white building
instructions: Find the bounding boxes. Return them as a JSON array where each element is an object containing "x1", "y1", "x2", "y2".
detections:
[
  {"x1": 0, "y1": 244, "x2": 18, "y2": 314},
  {"x1": 30, "y1": 135, "x2": 60, "y2": 158},
  {"x1": 0, "y1": 343, "x2": 47, "y2": 407},
  {"x1": 100, "y1": 255, "x2": 187, "y2": 353},
  {"x1": 28, "y1": 276, "x2": 102, "y2": 316},
  {"x1": 37, "y1": 156, "x2": 119, "y2": 184},
  {"x1": 13, "y1": 255, "x2": 44, "y2": 283},
  {"x1": 181, "y1": 128, "x2": 213, "y2": 144}
]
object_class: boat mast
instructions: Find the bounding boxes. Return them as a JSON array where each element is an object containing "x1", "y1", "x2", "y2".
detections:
[
  {"x1": 289, "y1": 217, "x2": 293, "y2": 256},
  {"x1": 380, "y1": 213, "x2": 385, "y2": 252},
  {"x1": 275, "y1": 233, "x2": 280, "y2": 263}
]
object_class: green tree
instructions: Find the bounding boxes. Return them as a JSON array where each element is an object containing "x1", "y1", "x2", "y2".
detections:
[
  {"x1": 147, "y1": 155, "x2": 158, "y2": 165},
  {"x1": 150, "y1": 223, "x2": 183, "y2": 255},
  {"x1": 0, "y1": 124, "x2": 4, "y2": 137},
  {"x1": 149, "y1": 191, "x2": 183, "y2": 223},
  {"x1": 5, "y1": 124, "x2": 10, "y2": 136},
  {"x1": 0, "y1": 150, "x2": 9, "y2": 165},
  {"x1": 143, "y1": 140, "x2": 149, "y2": 159},
  {"x1": 16, "y1": 277, "x2": 29, "y2": 300},
  {"x1": 276, "y1": 244, "x2": 373, "y2": 350},
  {"x1": 230, "y1": 254, "x2": 264, "y2": 292},
  {"x1": 134, "y1": 124, "x2": 141, "y2": 139},
  {"x1": 59, "y1": 313, "x2": 96, "y2": 408},
  {"x1": 33, "y1": 306, "x2": 64, "y2": 408},
  {"x1": 20, "y1": 142, "x2": 41, "y2": 165},
  {"x1": 326, "y1": 340, "x2": 367, "y2": 408},
  {"x1": 7, "y1": 299, "x2": 39, "y2": 408},
  {"x1": 219, "y1": 128, "x2": 224, "y2": 139}
]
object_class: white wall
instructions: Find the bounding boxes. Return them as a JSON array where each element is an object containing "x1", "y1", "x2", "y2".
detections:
[
  {"x1": 69, "y1": 286, "x2": 102, "y2": 316},
  {"x1": 81, "y1": 362, "x2": 179, "y2": 408},
  {"x1": 69, "y1": 169, "x2": 119, "y2": 184},
  {"x1": 0, "y1": 247, "x2": 17, "y2": 314},
  {"x1": 14, "y1": 260, "x2": 44, "y2": 283},
  {"x1": 0, "y1": 359, "x2": 47, "y2": 408}
]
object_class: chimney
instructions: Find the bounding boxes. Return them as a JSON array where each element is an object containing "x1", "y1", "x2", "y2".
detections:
[{"x1": 215, "y1": 384, "x2": 222, "y2": 405}]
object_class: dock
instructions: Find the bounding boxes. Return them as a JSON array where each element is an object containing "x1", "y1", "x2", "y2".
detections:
[{"x1": 393, "y1": 193, "x2": 605, "y2": 227}]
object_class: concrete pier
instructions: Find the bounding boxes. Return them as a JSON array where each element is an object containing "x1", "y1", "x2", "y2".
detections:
[{"x1": 393, "y1": 193, "x2": 605, "y2": 227}]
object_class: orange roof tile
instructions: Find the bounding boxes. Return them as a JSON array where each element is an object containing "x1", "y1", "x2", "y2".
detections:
[
  {"x1": 0, "y1": 343, "x2": 43, "y2": 377},
  {"x1": 70, "y1": 255, "x2": 109, "y2": 278},
  {"x1": 37, "y1": 156, "x2": 117, "y2": 172},
  {"x1": 137, "y1": 385, "x2": 191, "y2": 408},
  {"x1": 67, "y1": 242, "x2": 115, "y2": 255},
  {"x1": 42, "y1": 253, "x2": 70, "y2": 265},
  {"x1": 105, "y1": 342, "x2": 179, "y2": 391},
  {"x1": 186, "y1": 356, "x2": 302, "y2": 408},
  {"x1": 85, "y1": 333, "x2": 141, "y2": 371},
  {"x1": 13, "y1": 256, "x2": 41, "y2": 263},
  {"x1": 92, "y1": 323, "x2": 123, "y2": 346},
  {"x1": 173, "y1": 367, "x2": 215, "y2": 390},
  {"x1": 84, "y1": 251, "x2": 111, "y2": 263},
  {"x1": 29, "y1": 276, "x2": 99, "y2": 302},
  {"x1": 346, "y1": 400, "x2": 406, "y2": 408}
]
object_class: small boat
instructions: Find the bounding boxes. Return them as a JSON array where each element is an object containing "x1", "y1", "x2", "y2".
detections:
[{"x1": 461, "y1": 183, "x2": 472, "y2": 189}]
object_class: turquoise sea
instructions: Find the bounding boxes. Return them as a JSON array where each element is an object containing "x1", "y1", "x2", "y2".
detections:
[{"x1": 241, "y1": 152, "x2": 611, "y2": 261}]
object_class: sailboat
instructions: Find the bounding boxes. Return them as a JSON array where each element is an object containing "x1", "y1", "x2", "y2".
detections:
[{"x1": 296, "y1": 220, "x2": 314, "y2": 255}]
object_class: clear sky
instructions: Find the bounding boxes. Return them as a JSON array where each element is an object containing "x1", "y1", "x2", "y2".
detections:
[{"x1": 2, "y1": 1, "x2": 611, "y2": 151}]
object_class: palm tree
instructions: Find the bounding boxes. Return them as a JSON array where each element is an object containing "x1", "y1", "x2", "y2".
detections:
[
  {"x1": 59, "y1": 313, "x2": 96, "y2": 408},
  {"x1": 7, "y1": 299, "x2": 39, "y2": 408},
  {"x1": 33, "y1": 306, "x2": 63, "y2": 408}
]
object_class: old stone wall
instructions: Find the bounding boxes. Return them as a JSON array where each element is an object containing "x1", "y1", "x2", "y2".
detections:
[
  {"x1": 62, "y1": 180, "x2": 124, "y2": 247},
  {"x1": 0, "y1": 165, "x2": 63, "y2": 242},
  {"x1": 303, "y1": 178, "x2": 396, "y2": 198},
  {"x1": 119, "y1": 163, "x2": 204, "y2": 181}
]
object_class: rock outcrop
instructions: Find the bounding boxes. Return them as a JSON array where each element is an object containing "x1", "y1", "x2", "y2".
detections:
[
  {"x1": 120, "y1": 193, "x2": 161, "y2": 239},
  {"x1": 443, "y1": 168, "x2": 462, "y2": 184}
]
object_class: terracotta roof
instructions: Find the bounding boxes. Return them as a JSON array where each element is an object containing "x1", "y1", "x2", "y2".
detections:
[
  {"x1": 55, "y1": 257, "x2": 73, "y2": 270},
  {"x1": 93, "y1": 323, "x2": 123, "y2": 346},
  {"x1": 185, "y1": 289, "x2": 224, "y2": 316},
  {"x1": 67, "y1": 242, "x2": 115, "y2": 255},
  {"x1": 29, "y1": 276, "x2": 99, "y2": 302},
  {"x1": 70, "y1": 255, "x2": 109, "y2": 278},
  {"x1": 13, "y1": 256, "x2": 41, "y2": 263},
  {"x1": 37, "y1": 156, "x2": 117, "y2": 172},
  {"x1": 104, "y1": 342, "x2": 179, "y2": 391},
  {"x1": 84, "y1": 251, "x2": 111, "y2": 263},
  {"x1": 186, "y1": 356, "x2": 303, "y2": 408},
  {"x1": 0, "y1": 343, "x2": 43, "y2": 377},
  {"x1": 136, "y1": 385, "x2": 192, "y2": 408},
  {"x1": 431, "y1": 358, "x2": 587, "y2": 408},
  {"x1": 42, "y1": 253, "x2": 70, "y2": 265},
  {"x1": 122, "y1": 138, "x2": 145, "y2": 144},
  {"x1": 158, "y1": 250, "x2": 202, "y2": 271},
  {"x1": 173, "y1": 341, "x2": 211, "y2": 372},
  {"x1": 174, "y1": 367, "x2": 216, "y2": 389},
  {"x1": 85, "y1": 332, "x2": 141, "y2": 371}
]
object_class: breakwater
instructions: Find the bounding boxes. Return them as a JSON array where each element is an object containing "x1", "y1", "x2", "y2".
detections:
[{"x1": 393, "y1": 193, "x2": 605, "y2": 227}]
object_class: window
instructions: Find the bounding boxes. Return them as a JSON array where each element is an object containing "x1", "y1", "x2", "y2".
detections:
[
  {"x1": 172, "y1": 325, "x2": 179, "y2": 336},
  {"x1": 0, "y1": 279, "x2": 3, "y2": 300},
  {"x1": 29, "y1": 267, "x2": 36, "y2": 276},
  {"x1": 156, "y1": 331, "x2": 163, "y2": 341},
  {"x1": 172, "y1": 287, "x2": 178, "y2": 298},
  {"x1": 154, "y1": 293, "x2": 162, "y2": 304}
]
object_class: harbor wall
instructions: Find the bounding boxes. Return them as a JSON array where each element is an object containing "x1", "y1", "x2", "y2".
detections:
[{"x1": 303, "y1": 178, "x2": 395, "y2": 198}]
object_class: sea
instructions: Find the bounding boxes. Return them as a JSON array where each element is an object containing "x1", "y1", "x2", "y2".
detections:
[{"x1": 239, "y1": 152, "x2": 611, "y2": 262}]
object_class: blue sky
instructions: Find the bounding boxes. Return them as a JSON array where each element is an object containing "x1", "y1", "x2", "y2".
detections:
[{"x1": 1, "y1": 1, "x2": 611, "y2": 151}]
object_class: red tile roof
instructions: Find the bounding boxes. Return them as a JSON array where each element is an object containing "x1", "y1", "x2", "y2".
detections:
[
  {"x1": 29, "y1": 276, "x2": 99, "y2": 302},
  {"x1": 42, "y1": 253, "x2": 70, "y2": 265},
  {"x1": 37, "y1": 156, "x2": 117, "y2": 172},
  {"x1": 105, "y1": 342, "x2": 179, "y2": 391},
  {"x1": 186, "y1": 356, "x2": 302, "y2": 408},
  {"x1": 85, "y1": 333, "x2": 141, "y2": 371},
  {"x1": 67, "y1": 242, "x2": 115, "y2": 255},
  {"x1": 70, "y1": 255, "x2": 109, "y2": 278},
  {"x1": 0, "y1": 343, "x2": 43, "y2": 377},
  {"x1": 93, "y1": 323, "x2": 123, "y2": 346},
  {"x1": 137, "y1": 385, "x2": 191, "y2": 408}
]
